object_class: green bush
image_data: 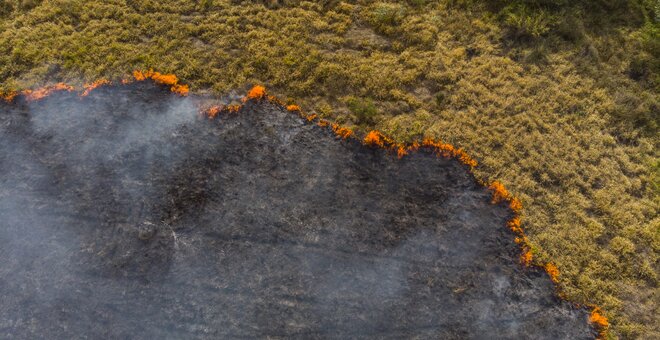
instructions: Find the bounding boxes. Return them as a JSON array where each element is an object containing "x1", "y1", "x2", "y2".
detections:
[
  {"x1": 346, "y1": 96, "x2": 378, "y2": 126},
  {"x1": 502, "y1": 4, "x2": 555, "y2": 39},
  {"x1": 367, "y1": 2, "x2": 407, "y2": 36}
]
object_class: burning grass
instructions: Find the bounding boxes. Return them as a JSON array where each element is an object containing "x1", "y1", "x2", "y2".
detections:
[
  {"x1": 0, "y1": 82, "x2": 597, "y2": 338},
  {"x1": 132, "y1": 70, "x2": 189, "y2": 96},
  {"x1": 22, "y1": 83, "x2": 74, "y2": 101},
  {"x1": 2, "y1": 77, "x2": 609, "y2": 337},
  {"x1": 238, "y1": 86, "x2": 601, "y2": 336},
  {"x1": 0, "y1": 5, "x2": 656, "y2": 335},
  {"x1": 591, "y1": 308, "x2": 611, "y2": 338},
  {"x1": 82, "y1": 79, "x2": 111, "y2": 97}
]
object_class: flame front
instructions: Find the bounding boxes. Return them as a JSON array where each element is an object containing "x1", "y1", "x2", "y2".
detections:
[
  {"x1": 22, "y1": 83, "x2": 74, "y2": 101},
  {"x1": 133, "y1": 70, "x2": 188, "y2": 96},
  {"x1": 82, "y1": 79, "x2": 111, "y2": 97}
]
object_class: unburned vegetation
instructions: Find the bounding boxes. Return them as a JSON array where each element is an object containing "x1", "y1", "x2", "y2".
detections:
[{"x1": 0, "y1": 0, "x2": 657, "y2": 338}]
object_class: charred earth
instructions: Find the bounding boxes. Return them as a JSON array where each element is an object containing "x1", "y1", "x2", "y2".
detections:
[{"x1": 0, "y1": 83, "x2": 594, "y2": 339}]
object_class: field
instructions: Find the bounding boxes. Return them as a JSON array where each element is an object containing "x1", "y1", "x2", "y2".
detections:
[{"x1": 0, "y1": 1, "x2": 658, "y2": 338}]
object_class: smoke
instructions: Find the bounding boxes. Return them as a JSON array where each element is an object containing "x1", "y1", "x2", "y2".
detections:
[{"x1": 0, "y1": 84, "x2": 593, "y2": 339}]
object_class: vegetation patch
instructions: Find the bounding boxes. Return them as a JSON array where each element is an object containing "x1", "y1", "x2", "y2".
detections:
[{"x1": 0, "y1": 1, "x2": 658, "y2": 338}]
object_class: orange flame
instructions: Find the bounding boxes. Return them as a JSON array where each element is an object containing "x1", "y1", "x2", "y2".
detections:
[
  {"x1": 589, "y1": 307, "x2": 609, "y2": 338},
  {"x1": 151, "y1": 73, "x2": 178, "y2": 86},
  {"x1": 331, "y1": 123, "x2": 353, "y2": 139},
  {"x1": 507, "y1": 216, "x2": 523, "y2": 234},
  {"x1": 205, "y1": 106, "x2": 222, "y2": 119},
  {"x1": 488, "y1": 181, "x2": 510, "y2": 204},
  {"x1": 456, "y1": 149, "x2": 478, "y2": 167},
  {"x1": 520, "y1": 249, "x2": 533, "y2": 266},
  {"x1": 397, "y1": 146, "x2": 408, "y2": 158},
  {"x1": 171, "y1": 84, "x2": 189, "y2": 96},
  {"x1": 509, "y1": 197, "x2": 523, "y2": 213},
  {"x1": 514, "y1": 236, "x2": 529, "y2": 244},
  {"x1": 227, "y1": 104, "x2": 241, "y2": 113},
  {"x1": 247, "y1": 85, "x2": 266, "y2": 100},
  {"x1": 133, "y1": 70, "x2": 188, "y2": 96},
  {"x1": 1, "y1": 91, "x2": 18, "y2": 102},
  {"x1": 133, "y1": 70, "x2": 148, "y2": 81},
  {"x1": 4, "y1": 76, "x2": 609, "y2": 336},
  {"x1": 268, "y1": 95, "x2": 284, "y2": 105},
  {"x1": 545, "y1": 263, "x2": 560, "y2": 283},
  {"x1": 22, "y1": 83, "x2": 74, "y2": 101},
  {"x1": 364, "y1": 130, "x2": 386, "y2": 148},
  {"x1": 81, "y1": 79, "x2": 111, "y2": 97},
  {"x1": 286, "y1": 104, "x2": 301, "y2": 112}
]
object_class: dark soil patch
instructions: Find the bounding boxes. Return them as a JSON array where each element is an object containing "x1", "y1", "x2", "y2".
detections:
[{"x1": 0, "y1": 83, "x2": 594, "y2": 339}]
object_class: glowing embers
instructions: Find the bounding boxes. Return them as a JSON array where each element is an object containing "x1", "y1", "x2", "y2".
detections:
[
  {"x1": 1, "y1": 91, "x2": 17, "y2": 102},
  {"x1": 202, "y1": 104, "x2": 242, "y2": 119}
]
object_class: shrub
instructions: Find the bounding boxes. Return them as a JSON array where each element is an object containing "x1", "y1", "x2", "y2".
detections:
[
  {"x1": 367, "y1": 2, "x2": 407, "y2": 36},
  {"x1": 0, "y1": 0, "x2": 13, "y2": 17},
  {"x1": 346, "y1": 96, "x2": 378, "y2": 126},
  {"x1": 502, "y1": 4, "x2": 555, "y2": 39}
]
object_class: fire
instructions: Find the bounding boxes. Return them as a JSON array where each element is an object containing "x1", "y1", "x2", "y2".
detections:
[
  {"x1": 507, "y1": 216, "x2": 522, "y2": 234},
  {"x1": 509, "y1": 197, "x2": 523, "y2": 213},
  {"x1": 1, "y1": 91, "x2": 18, "y2": 102},
  {"x1": 133, "y1": 70, "x2": 148, "y2": 81},
  {"x1": 488, "y1": 181, "x2": 510, "y2": 204},
  {"x1": 397, "y1": 146, "x2": 408, "y2": 158},
  {"x1": 456, "y1": 149, "x2": 478, "y2": 167},
  {"x1": 286, "y1": 104, "x2": 300, "y2": 112},
  {"x1": 331, "y1": 123, "x2": 353, "y2": 139},
  {"x1": 227, "y1": 104, "x2": 241, "y2": 113},
  {"x1": 545, "y1": 263, "x2": 560, "y2": 283},
  {"x1": 520, "y1": 250, "x2": 533, "y2": 266},
  {"x1": 4, "y1": 75, "x2": 610, "y2": 336},
  {"x1": 514, "y1": 236, "x2": 529, "y2": 244},
  {"x1": 171, "y1": 84, "x2": 189, "y2": 96},
  {"x1": 133, "y1": 70, "x2": 188, "y2": 96},
  {"x1": 81, "y1": 79, "x2": 111, "y2": 97},
  {"x1": 150, "y1": 73, "x2": 178, "y2": 86},
  {"x1": 247, "y1": 85, "x2": 266, "y2": 100},
  {"x1": 22, "y1": 83, "x2": 74, "y2": 101},
  {"x1": 268, "y1": 95, "x2": 284, "y2": 105},
  {"x1": 133, "y1": 70, "x2": 178, "y2": 85},
  {"x1": 205, "y1": 106, "x2": 222, "y2": 119},
  {"x1": 589, "y1": 308, "x2": 609, "y2": 338},
  {"x1": 364, "y1": 130, "x2": 386, "y2": 147}
]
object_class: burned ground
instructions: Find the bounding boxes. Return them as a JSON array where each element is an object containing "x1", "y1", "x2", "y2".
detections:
[{"x1": 0, "y1": 83, "x2": 594, "y2": 339}]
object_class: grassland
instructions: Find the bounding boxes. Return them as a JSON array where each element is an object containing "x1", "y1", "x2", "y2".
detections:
[{"x1": 0, "y1": 1, "x2": 658, "y2": 338}]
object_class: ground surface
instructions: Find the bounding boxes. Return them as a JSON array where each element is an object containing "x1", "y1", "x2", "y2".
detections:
[
  {"x1": 0, "y1": 84, "x2": 593, "y2": 339},
  {"x1": 0, "y1": 3, "x2": 657, "y2": 337}
]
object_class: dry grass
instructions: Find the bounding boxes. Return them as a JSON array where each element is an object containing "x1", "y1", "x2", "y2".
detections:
[{"x1": 0, "y1": 1, "x2": 657, "y2": 338}]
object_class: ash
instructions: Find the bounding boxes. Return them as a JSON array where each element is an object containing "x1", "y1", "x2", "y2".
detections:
[{"x1": 0, "y1": 83, "x2": 594, "y2": 339}]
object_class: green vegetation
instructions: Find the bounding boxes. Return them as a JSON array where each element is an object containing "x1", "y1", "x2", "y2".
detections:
[{"x1": 0, "y1": 0, "x2": 657, "y2": 338}]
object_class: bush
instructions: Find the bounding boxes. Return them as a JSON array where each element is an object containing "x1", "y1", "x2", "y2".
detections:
[
  {"x1": 367, "y1": 2, "x2": 407, "y2": 36},
  {"x1": 0, "y1": 1, "x2": 13, "y2": 18},
  {"x1": 346, "y1": 96, "x2": 378, "y2": 126},
  {"x1": 502, "y1": 4, "x2": 555, "y2": 39}
]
